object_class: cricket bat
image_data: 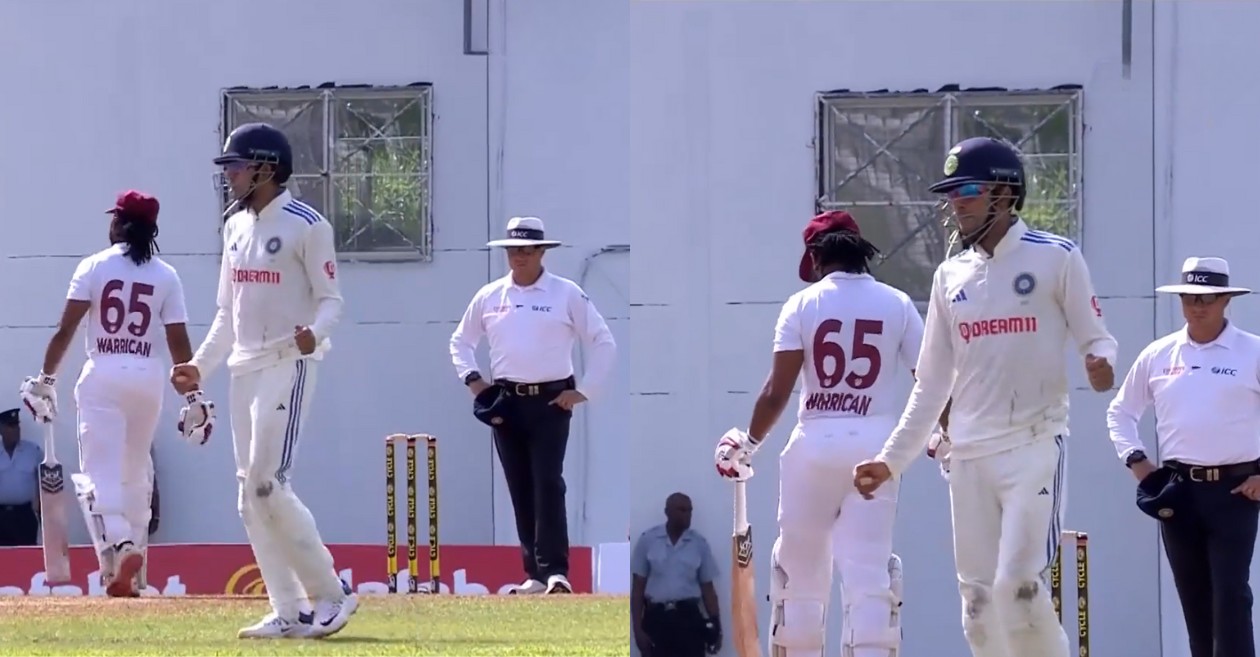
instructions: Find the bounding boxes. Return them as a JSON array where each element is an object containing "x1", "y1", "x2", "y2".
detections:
[
  {"x1": 39, "y1": 423, "x2": 72, "y2": 585},
  {"x1": 732, "y1": 480, "x2": 762, "y2": 657}
]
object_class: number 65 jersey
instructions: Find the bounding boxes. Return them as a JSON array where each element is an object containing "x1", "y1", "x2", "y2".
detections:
[
  {"x1": 67, "y1": 243, "x2": 188, "y2": 364},
  {"x1": 774, "y1": 271, "x2": 924, "y2": 422}
]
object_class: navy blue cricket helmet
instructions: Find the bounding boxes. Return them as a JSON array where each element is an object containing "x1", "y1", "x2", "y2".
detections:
[
  {"x1": 215, "y1": 123, "x2": 293, "y2": 183},
  {"x1": 928, "y1": 137, "x2": 1026, "y2": 210}
]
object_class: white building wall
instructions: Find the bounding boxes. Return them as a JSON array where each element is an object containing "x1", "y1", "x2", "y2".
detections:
[{"x1": 0, "y1": 0, "x2": 629, "y2": 557}]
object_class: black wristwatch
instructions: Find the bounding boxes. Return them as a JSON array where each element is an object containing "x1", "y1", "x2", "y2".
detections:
[
  {"x1": 464, "y1": 371, "x2": 482, "y2": 386},
  {"x1": 1125, "y1": 450, "x2": 1148, "y2": 468}
]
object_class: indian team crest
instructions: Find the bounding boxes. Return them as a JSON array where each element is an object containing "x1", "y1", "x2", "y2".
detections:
[
  {"x1": 1013, "y1": 272, "x2": 1036, "y2": 296},
  {"x1": 266, "y1": 237, "x2": 282, "y2": 254},
  {"x1": 943, "y1": 144, "x2": 962, "y2": 175}
]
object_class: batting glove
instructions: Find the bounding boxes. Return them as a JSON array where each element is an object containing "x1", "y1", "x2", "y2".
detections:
[
  {"x1": 714, "y1": 427, "x2": 759, "y2": 481},
  {"x1": 926, "y1": 428, "x2": 951, "y2": 480},
  {"x1": 19, "y1": 372, "x2": 57, "y2": 423},
  {"x1": 178, "y1": 390, "x2": 215, "y2": 445}
]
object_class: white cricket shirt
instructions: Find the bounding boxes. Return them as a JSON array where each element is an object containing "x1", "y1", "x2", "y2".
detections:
[
  {"x1": 449, "y1": 271, "x2": 618, "y2": 399},
  {"x1": 773, "y1": 272, "x2": 924, "y2": 422},
  {"x1": 191, "y1": 190, "x2": 343, "y2": 376},
  {"x1": 877, "y1": 219, "x2": 1119, "y2": 474},
  {"x1": 1107, "y1": 322, "x2": 1260, "y2": 466},
  {"x1": 67, "y1": 243, "x2": 188, "y2": 364}
]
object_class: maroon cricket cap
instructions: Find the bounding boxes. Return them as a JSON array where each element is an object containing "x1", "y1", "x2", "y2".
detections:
[
  {"x1": 106, "y1": 190, "x2": 160, "y2": 224},
  {"x1": 798, "y1": 211, "x2": 861, "y2": 282}
]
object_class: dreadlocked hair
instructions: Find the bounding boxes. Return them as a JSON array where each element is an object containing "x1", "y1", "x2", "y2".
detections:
[
  {"x1": 115, "y1": 211, "x2": 160, "y2": 266},
  {"x1": 809, "y1": 230, "x2": 881, "y2": 274}
]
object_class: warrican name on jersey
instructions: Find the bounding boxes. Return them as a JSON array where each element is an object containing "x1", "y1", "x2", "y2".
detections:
[
  {"x1": 96, "y1": 336, "x2": 152, "y2": 358},
  {"x1": 958, "y1": 316, "x2": 1038, "y2": 344},
  {"x1": 804, "y1": 391, "x2": 872, "y2": 416}
]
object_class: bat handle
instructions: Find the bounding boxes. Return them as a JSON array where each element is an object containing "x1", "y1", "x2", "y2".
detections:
[{"x1": 733, "y1": 480, "x2": 748, "y2": 532}]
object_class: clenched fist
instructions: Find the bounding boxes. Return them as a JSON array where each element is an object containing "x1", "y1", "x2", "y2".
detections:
[
  {"x1": 1085, "y1": 354, "x2": 1114, "y2": 392},
  {"x1": 294, "y1": 326, "x2": 317, "y2": 355},
  {"x1": 853, "y1": 460, "x2": 893, "y2": 499},
  {"x1": 170, "y1": 363, "x2": 200, "y2": 394}
]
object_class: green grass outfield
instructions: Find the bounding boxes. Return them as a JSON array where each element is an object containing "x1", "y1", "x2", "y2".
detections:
[{"x1": 0, "y1": 594, "x2": 629, "y2": 656}]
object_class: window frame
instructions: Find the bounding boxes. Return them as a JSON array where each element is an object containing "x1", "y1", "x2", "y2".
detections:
[
  {"x1": 813, "y1": 86, "x2": 1084, "y2": 306},
  {"x1": 219, "y1": 84, "x2": 436, "y2": 263}
]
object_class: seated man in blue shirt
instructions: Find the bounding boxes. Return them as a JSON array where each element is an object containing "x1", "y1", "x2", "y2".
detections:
[{"x1": 0, "y1": 408, "x2": 42, "y2": 546}]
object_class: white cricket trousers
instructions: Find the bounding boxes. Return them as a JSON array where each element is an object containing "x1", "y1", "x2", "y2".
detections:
[
  {"x1": 774, "y1": 416, "x2": 899, "y2": 657},
  {"x1": 949, "y1": 434, "x2": 1069, "y2": 657},
  {"x1": 74, "y1": 358, "x2": 162, "y2": 548},
  {"x1": 230, "y1": 358, "x2": 342, "y2": 617}
]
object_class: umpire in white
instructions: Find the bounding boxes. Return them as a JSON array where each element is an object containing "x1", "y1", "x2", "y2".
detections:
[
  {"x1": 450, "y1": 216, "x2": 617, "y2": 595},
  {"x1": 1107, "y1": 256, "x2": 1260, "y2": 657}
]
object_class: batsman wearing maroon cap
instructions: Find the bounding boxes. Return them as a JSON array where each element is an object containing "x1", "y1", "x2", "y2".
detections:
[
  {"x1": 20, "y1": 190, "x2": 195, "y2": 597},
  {"x1": 713, "y1": 211, "x2": 923, "y2": 657}
]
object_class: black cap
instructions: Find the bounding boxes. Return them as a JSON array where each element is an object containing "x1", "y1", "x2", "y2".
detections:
[
  {"x1": 0, "y1": 408, "x2": 20, "y2": 426},
  {"x1": 472, "y1": 385, "x2": 514, "y2": 428},
  {"x1": 1135, "y1": 467, "x2": 1189, "y2": 522}
]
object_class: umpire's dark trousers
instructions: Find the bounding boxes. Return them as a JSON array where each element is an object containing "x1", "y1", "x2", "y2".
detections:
[
  {"x1": 1161, "y1": 460, "x2": 1260, "y2": 657},
  {"x1": 643, "y1": 598, "x2": 707, "y2": 657},
  {"x1": 492, "y1": 377, "x2": 574, "y2": 581},
  {"x1": 0, "y1": 502, "x2": 39, "y2": 547}
]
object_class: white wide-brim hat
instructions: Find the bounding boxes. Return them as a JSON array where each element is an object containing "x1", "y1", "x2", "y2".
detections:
[
  {"x1": 486, "y1": 216, "x2": 562, "y2": 248},
  {"x1": 1155, "y1": 256, "x2": 1251, "y2": 295}
]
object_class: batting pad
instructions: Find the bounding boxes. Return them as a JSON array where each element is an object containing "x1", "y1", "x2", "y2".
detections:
[{"x1": 71, "y1": 473, "x2": 112, "y2": 583}]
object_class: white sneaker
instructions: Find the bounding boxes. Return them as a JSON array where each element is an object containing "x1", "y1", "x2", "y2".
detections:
[
  {"x1": 237, "y1": 613, "x2": 310, "y2": 639},
  {"x1": 106, "y1": 542, "x2": 144, "y2": 598},
  {"x1": 309, "y1": 589, "x2": 359, "y2": 638},
  {"x1": 507, "y1": 578, "x2": 546, "y2": 595},
  {"x1": 545, "y1": 574, "x2": 572, "y2": 594}
]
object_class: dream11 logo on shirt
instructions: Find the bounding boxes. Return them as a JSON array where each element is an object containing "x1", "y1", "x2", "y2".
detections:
[
  {"x1": 233, "y1": 268, "x2": 281, "y2": 284},
  {"x1": 957, "y1": 316, "x2": 1039, "y2": 344}
]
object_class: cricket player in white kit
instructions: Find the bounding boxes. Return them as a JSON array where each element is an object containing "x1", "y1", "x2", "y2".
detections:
[
  {"x1": 714, "y1": 211, "x2": 923, "y2": 657},
  {"x1": 853, "y1": 138, "x2": 1117, "y2": 657},
  {"x1": 21, "y1": 190, "x2": 191, "y2": 597},
  {"x1": 171, "y1": 123, "x2": 357, "y2": 639}
]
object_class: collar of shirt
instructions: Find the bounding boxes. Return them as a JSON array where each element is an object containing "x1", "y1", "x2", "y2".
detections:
[
  {"x1": 1177, "y1": 320, "x2": 1240, "y2": 350},
  {"x1": 508, "y1": 270, "x2": 554, "y2": 291},
  {"x1": 253, "y1": 189, "x2": 295, "y2": 221},
  {"x1": 0, "y1": 439, "x2": 37, "y2": 465},
  {"x1": 977, "y1": 216, "x2": 1028, "y2": 259},
  {"x1": 822, "y1": 271, "x2": 873, "y2": 282},
  {"x1": 646, "y1": 523, "x2": 697, "y2": 544}
]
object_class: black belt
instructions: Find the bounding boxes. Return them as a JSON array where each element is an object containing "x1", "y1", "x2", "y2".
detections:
[
  {"x1": 646, "y1": 597, "x2": 701, "y2": 612},
  {"x1": 494, "y1": 377, "x2": 574, "y2": 397},
  {"x1": 1166, "y1": 459, "x2": 1260, "y2": 483}
]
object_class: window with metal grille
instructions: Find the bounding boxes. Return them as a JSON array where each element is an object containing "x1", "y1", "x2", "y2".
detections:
[
  {"x1": 815, "y1": 87, "x2": 1082, "y2": 303},
  {"x1": 220, "y1": 84, "x2": 434, "y2": 262}
]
